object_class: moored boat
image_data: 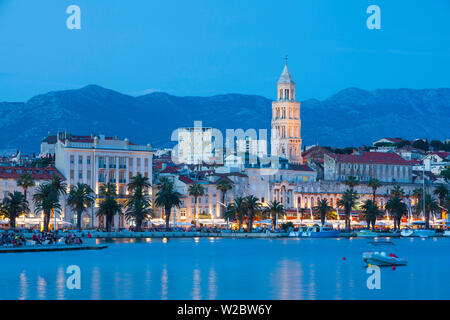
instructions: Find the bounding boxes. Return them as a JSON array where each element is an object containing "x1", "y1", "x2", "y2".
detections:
[
  {"x1": 401, "y1": 229, "x2": 436, "y2": 238},
  {"x1": 362, "y1": 251, "x2": 407, "y2": 266},
  {"x1": 289, "y1": 226, "x2": 340, "y2": 238}
]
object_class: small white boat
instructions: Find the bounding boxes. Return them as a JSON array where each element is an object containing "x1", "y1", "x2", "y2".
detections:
[
  {"x1": 356, "y1": 230, "x2": 379, "y2": 238},
  {"x1": 400, "y1": 229, "x2": 414, "y2": 237},
  {"x1": 413, "y1": 229, "x2": 436, "y2": 238},
  {"x1": 362, "y1": 251, "x2": 407, "y2": 266},
  {"x1": 289, "y1": 226, "x2": 340, "y2": 238},
  {"x1": 444, "y1": 230, "x2": 450, "y2": 237}
]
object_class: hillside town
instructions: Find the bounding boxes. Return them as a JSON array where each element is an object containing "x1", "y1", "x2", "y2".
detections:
[{"x1": 0, "y1": 64, "x2": 449, "y2": 232}]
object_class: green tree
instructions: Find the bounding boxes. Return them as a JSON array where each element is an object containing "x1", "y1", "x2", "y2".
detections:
[
  {"x1": 416, "y1": 194, "x2": 440, "y2": 229},
  {"x1": 344, "y1": 176, "x2": 359, "y2": 190},
  {"x1": 17, "y1": 173, "x2": 35, "y2": 201},
  {"x1": 313, "y1": 199, "x2": 333, "y2": 226},
  {"x1": 361, "y1": 199, "x2": 382, "y2": 230},
  {"x1": 97, "y1": 183, "x2": 122, "y2": 232},
  {"x1": 412, "y1": 139, "x2": 429, "y2": 151},
  {"x1": 243, "y1": 195, "x2": 262, "y2": 232},
  {"x1": 263, "y1": 200, "x2": 285, "y2": 228},
  {"x1": 67, "y1": 183, "x2": 95, "y2": 230},
  {"x1": 390, "y1": 185, "x2": 405, "y2": 198},
  {"x1": 1, "y1": 191, "x2": 29, "y2": 229},
  {"x1": 433, "y1": 184, "x2": 449, "y2": 208},
  {"x1": 368, "y1": 178, "x2": 381, "y2": 202},
  {"x1": 337, "y1": 189, "x2": 359, "y2": 231},
  {"x1": 125, "y1": 174, "x2": 152, "y2": 232},
  {"x1": 216, "y1": 179, "x2": 233, "y2": 217},
  {"x1": 441, "y1": 168, "x2": 450, "y2": 182},
  {"x1": 154, "y1": 178, "x2": 182, "y2": 230},
  {"x1": 33, "y1": 184, "x2": 61, "y2": 232},
  {"x1": 224, "y1": 197, "x2": 246, "y2": 229},
  {"x1": 127, "y1": 173, "x2": 151, "y2": 193},
  {"x1": 386, "y1": 196, "x2": 407, "y2": 230},
  {"x1": 188, "y1": 183, "x2": 205, "y2": 227}
]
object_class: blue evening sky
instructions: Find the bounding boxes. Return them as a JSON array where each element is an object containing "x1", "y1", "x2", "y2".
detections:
[{"x1": 0, "y1": 0, "x2": 449, "y2": 102}]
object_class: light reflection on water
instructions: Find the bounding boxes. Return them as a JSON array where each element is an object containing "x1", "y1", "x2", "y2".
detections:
[{"x1": 1, "y1": 237, "x2": 450, "y2": 300}]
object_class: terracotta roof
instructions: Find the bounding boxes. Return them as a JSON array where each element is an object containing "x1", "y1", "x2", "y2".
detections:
[
  {"x1": 160, "y1": 166, "x2": 181, "y2": 174},
  {"x1": 214, "y1": 172, "x2": 248, "y2": 178},
  {"x1": 429, "y1": 152, "x2": 450, "y2": 160},
  {"x1": 290, "y1": 164, "x2": 314, "y2": 172},
  {"x1": 179, "y1": 176, "x2": 194, "y2": 184},
  {"x1": 0, "y1": 166, "x2": 64, "y2": 180},
  {"x1": 333, "y1": 152, "x2": 410, "y2": 165},
  {"x1": 408, "y1": 159, "x2": 422, "y2": 165}
]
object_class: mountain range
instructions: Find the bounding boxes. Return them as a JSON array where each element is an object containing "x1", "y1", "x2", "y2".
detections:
[{"x1": 0, "y1": 85, "x2": 449, "y2": 153}]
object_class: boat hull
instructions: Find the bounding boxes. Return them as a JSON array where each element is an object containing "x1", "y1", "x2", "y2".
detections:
[
  {"x1": 362, "y1": 252, "x2": 407, "y2": 266},
  {"x1": 303, "y1": 231, "x2": 340, "y2": 238}
]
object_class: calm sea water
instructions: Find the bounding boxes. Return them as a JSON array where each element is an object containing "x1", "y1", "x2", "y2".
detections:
[{"x1": 0, "y1": 237, "x2": 449, "y2": 300}]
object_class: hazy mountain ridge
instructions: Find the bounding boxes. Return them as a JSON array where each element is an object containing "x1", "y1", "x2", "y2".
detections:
[{"x1": 0, "y1": 85, "x2": 449, "y2": 152}]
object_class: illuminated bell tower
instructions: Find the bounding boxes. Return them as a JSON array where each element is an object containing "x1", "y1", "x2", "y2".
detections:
[{"x1": 271, "y1": 58, "x2": 303, "y2": 164}]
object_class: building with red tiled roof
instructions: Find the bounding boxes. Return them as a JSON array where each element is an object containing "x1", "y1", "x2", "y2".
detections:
[
  {"x1": 0, "y1": 166, "x2": 65, "y2": 228},
  {"x1": 0, "y1": 166, "x2": 63, "y2": 181},
  {"x1": 324, "y1": 151, "x2": 412, "y2": 183}
]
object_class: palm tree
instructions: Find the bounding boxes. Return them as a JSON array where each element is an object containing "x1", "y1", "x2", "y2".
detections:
[
  {"x1": 368, "y1": 178, "x2": 381, "y2": 202},
  {"x1": 299, "y1": 207, "x2": 307, "y2": 225},
  {"x1": 188, "y1": 183, "x2": 205, "y2": 227},
  {"x1": 433, "y1": 184, "x2": 449, "y2": 208},
  {"x1": 125, "y1": 174, "x2": 152, "y2": 232},
  {"x1": 97, "y1": 196, "x2": 122, "y2": 232},
  {"x1": 125, "y1": 191, "x2": 152, "y2": 232},
  {"x1": 99, "y1": 182, "x2": 116, "y2": 197},
  {"x1": 361, "y1": 199, "x2": 382, "y2": 230},
  {"x1": 216, "y1": 179, "x2": 233, "y2": 217},
  {"x1": 243, "y1": 195, "x2": 262, "y2": 232},
  {"x1": 337, "y1": 189, "x2": 359, "y2": 231},
  {"x1": 390, "y1": 185, "x2": 405, "y2": 198},
  {"x1": 313, "y1": 199, "x2": 333, "y2": 226},
  {"x1": 263, "y1": 200, "x2": 285, "y2": 228},
  {"x1": 67, "y1": 183, "x2": 95, "y2": 230},
  {"x1": 154, "y1": 179, "x2": 182, "y2": 229},
  {"x1": 17, "y1": 173, "x2": 35, "y2": 201},
  {"x1": 386, "y1": 196, "x2": 407, "y2": 230},
  {"x1": 1, "y1": 191, "x2": 29, "y2": 229},
  {"x1": 344, "y1": 176, "x2": 359, "y2": 190},
  {"x1": 50, "y1": 176, "x2": 67, "y2": 196},
  {"x1": 416, "y1": 194, "x2": 440, "y2": 229},
  {"x1": 97, "y1": 183, "x2": 121, "y2": 232},
  {"x1": 33, "y1": 183, "x2": 61, "y2": 232},
  {"x1": 127, "y1": 173, "x2": 151, "y2": 193},
  {"x1": 224, "y1": 197, "x2": 246, "y2": 230}
]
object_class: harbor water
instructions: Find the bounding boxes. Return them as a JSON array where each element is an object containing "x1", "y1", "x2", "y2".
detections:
[{"x1": 1, "y1": 237, "x2": 449, "y2": 300}]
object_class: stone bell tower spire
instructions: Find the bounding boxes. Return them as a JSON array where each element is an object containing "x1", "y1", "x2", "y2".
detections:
[{"x1": 271, "y1": 58, "x2": 303, "y2": 164}]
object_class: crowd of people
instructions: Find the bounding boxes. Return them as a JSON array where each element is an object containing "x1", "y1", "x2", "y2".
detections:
[
  {"x1": 0, "y1": 230, "x2": 88, "y2": 247},
  {"x1": 1, "y1": 232, "x2": 26, "y2": 246}
]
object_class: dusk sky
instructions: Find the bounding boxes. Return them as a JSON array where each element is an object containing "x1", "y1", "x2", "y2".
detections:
[{"x1": 0, "y1": 0, "x2": 449, "y2": 102}]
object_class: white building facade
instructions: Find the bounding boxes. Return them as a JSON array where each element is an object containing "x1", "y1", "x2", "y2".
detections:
[{"x1": 55, "y1": 133, "x2": 153, "y2": 228}]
